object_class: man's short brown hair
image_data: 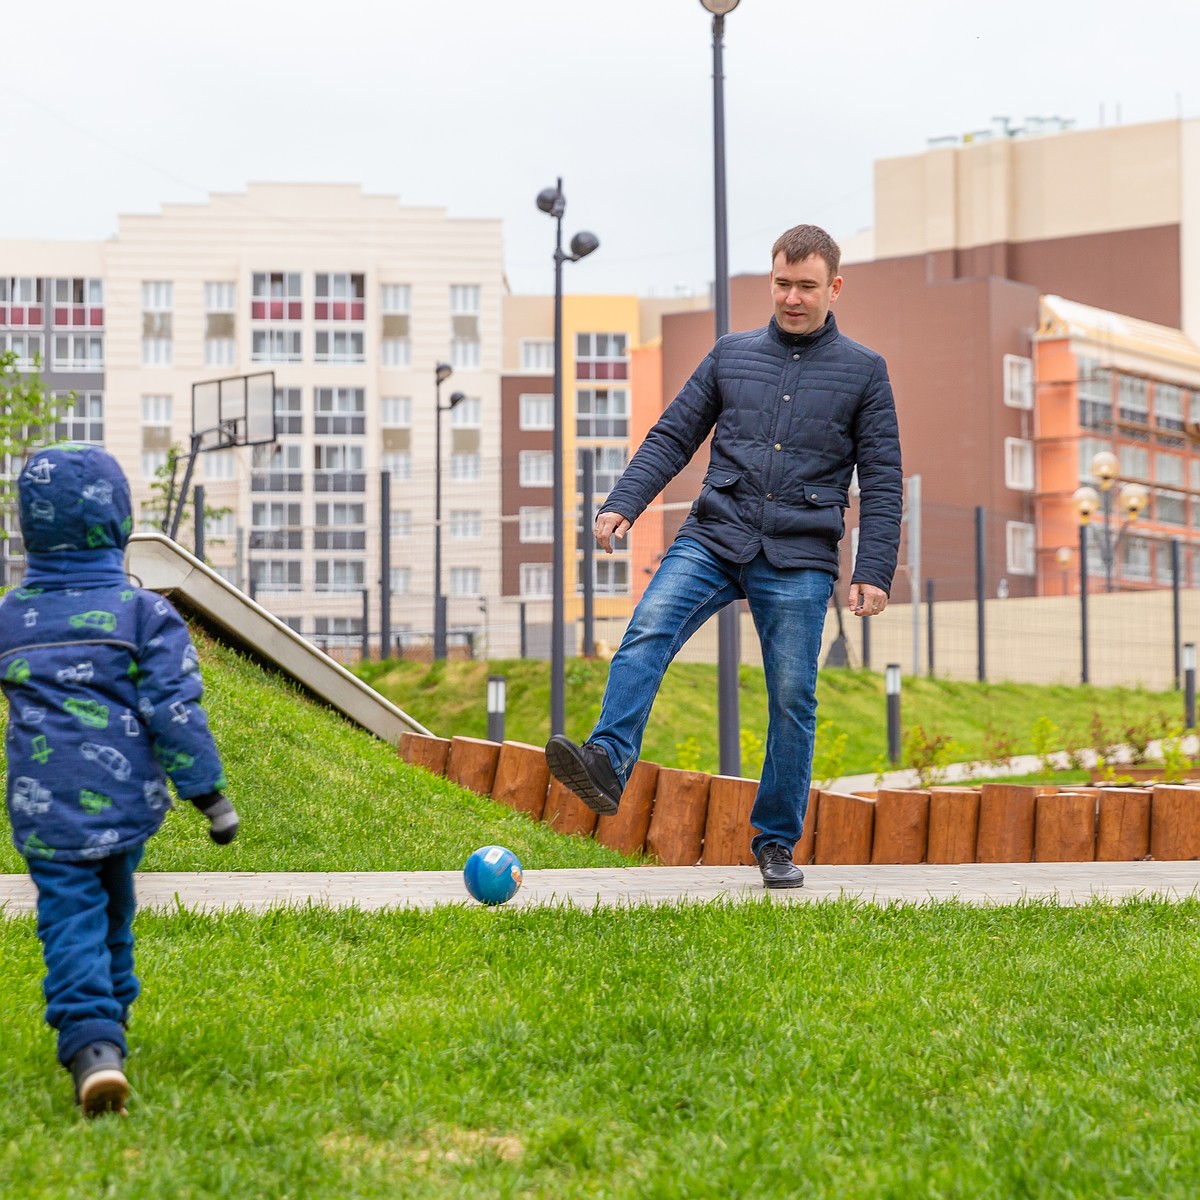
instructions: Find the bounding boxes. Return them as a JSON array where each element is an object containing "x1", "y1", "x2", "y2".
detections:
[{"x1": 771, "y1": 225, "x2": 841, "y2": 281}]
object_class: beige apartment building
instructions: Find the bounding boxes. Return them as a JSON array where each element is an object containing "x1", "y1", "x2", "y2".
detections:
[{"x1": 0, "y1": 183, "x2": 505, "y2": 651}]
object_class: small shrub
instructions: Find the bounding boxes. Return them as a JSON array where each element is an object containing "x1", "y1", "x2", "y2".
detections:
[
  {"x1": 982, "y1": 723, "x2": 1019, "y2": 772},
  {"x1": 674, "y1": 735, "x2": 703, "y2": 772},
  {"x1": 1160, "y1": 727, "x2": 1195, "y2": 784},
  {"x1": 902, "y1": 724, "x2": 962, "y2": 788},
  {"x1": 1030, "y1": 715, "x2": 1062, "y2": 775},
  {"x1": 811, "y1": 719, "x2": 848, "y2": 789}
]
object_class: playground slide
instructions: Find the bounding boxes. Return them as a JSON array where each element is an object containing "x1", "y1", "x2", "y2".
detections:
[{"x1": 126, "y1": 533, "x2": 431, "y2": 744}]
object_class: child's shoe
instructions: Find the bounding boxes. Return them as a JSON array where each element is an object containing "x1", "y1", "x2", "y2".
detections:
[{"x1": 70, "y1": 1041, "x2": 129, "y2": 1117}]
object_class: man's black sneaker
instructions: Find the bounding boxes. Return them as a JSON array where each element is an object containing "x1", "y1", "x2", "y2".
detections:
[
  {"x1": 70, "y1": 1041, "x2": 129, "y2": 1117},
  {"x1": 545, "y1": 735, "x2": 623, "y2": 815},
  {"x1": 757, "y1": 842, "x2": 804, "y2": 889}
]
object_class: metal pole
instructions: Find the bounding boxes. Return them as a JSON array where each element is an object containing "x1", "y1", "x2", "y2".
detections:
[
  {"x1": 361, "y1": 588, "x2": 369, "y2": 662},
  {"x1": 487, "y1": 674, "x2": 507, "y2": 743},
  {"x1": 1172, "y1": 538, "x2": 1182, "y2": 690},
  {"x1": 908, "y1": 473, "x2": 921, "y2": 676},
  {"x1": 1080, "y1": 522, "x2": 1090, "y2": 685},
  {"x1": 551, "y1": 177, "x2": 566, "y2": 736},
  {"x1": 1102, "y1": 487, "x2": 1114, "y2": 593},
  {"x1": 974, "y1": 506, "x2": 986, "y2": 682},
  {"x1": 434, "y1": 381, "x2": 446, "y2": 660},
  {"x1": 862, "y1": 614, "x2": 871, "y2": 671},
  {"x1": 1185, "y1": 643, "x2": 1196, "y2": 730},
  {"x1": 581, "y1": 449, "x2": 595, "y2": 658},
  {"x1": 711, "y1": 11, "x2": 740, "y2": 777},
  {"x1": 193, "y1": 485, "x2": 205, "y2": 560},
  {"x1": 236, "y1": 525, "x2": 244, "y2": 592},
  {"x1": 886, "y1": 663, "x2": 902, "y2": 764},
  {"x1": 519, "y1": 601, "x2": 528, "y2": 660},
  {"x1": 925, "y1": 578, "x2": 935, "y2": 678},
  {"x1": 381, "y1": 471, "x2": 391, "y2": 660}
]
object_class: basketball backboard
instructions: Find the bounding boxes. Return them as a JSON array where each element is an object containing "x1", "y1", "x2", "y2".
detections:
[{"x1": 192, "y1": 371, "x2": 276, "y2": 452}]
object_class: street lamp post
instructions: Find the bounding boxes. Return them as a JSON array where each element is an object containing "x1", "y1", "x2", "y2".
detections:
[
  {"x1": 1055, "y1": 545, "x2": 1072, "y2": 595},
  {"x1": 700, "y1": 0, "x2": 742, "y2": 777},
  {"x1": 537, "y1": 179, "x2": 599, "y2": 736},
  {"x1": 1082, "y1": 450, "x2": 1150, "y2": 592},
  {"x1": 433, "y1": 361, "x2": 464, "y2": 661}
]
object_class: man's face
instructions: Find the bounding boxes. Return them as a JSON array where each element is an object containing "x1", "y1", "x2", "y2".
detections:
[{"x1": 771, "y1": 252, "x2": 842, "y2": 335}]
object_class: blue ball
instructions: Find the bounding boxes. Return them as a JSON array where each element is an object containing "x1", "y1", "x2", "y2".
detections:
[{"x1": 463, "y1": 845, "x2": 523, "y2": 906}]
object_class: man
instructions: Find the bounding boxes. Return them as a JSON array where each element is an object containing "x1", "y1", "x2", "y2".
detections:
[{"x1": 545, "y1": 224, "x2": 902, "y2": 888}]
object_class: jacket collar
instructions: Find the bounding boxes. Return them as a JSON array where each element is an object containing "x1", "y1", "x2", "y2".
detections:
[{"x1": 767, "y1": 311, "x2": 839, "y2": 349}]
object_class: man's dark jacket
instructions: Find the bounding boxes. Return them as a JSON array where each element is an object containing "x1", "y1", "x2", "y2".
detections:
[{"x1": 600, "y1": 313, "x2": 903, "y2": 593}]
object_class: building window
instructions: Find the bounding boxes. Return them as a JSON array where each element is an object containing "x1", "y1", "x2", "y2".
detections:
[
  {"x1": 314, "y1": 330, "x2": 365, "y2": 364},
  {"x1": 519, "y1": 450, "x2": 553, "y2": 487},
  {"x1": 520, "y1": 393, "x2": 553, "y2": 430},
  {"x1": 381, "y1": 284, "x2": 411, "y2": 314},
  {"x1": 142, "y1": 337, "x2": 173, "y2": 366},
  {"x1": 1078, "y1": 359, "x2": 1112, "y2": 431},
  {"x1": 449, "y1": 396, "x2": 482, "y2": 428},
  {"x1": 381, "y1": 451, "x2": 412, "y2": 481},
  {"x1": 1004, "y1": 437, "x2": 1033, "y2": 491},
  {"x1": 275, "y1": 387, "x2": 303, "y2": 435},
  {"x1": 1155, "y1": 384, "x2": 1186, "y2": 432},
  {"x1": 53, "y1": 334, "x2": 103, "y2": 371},
  {"x1": 578, "y1": 558, "x2": 629, "y2": 595},
  {"x1": 251, "y1": 502, "x2": 302, "y2": 551},
  {"x1": 52, "y1": 278, "x2": 102, "y2": 328},
  {"x1": 450, "y1": 566, "x2": 481, "y2": 596},
  {"x1": 450, "y1": 284, "x2": 481, "y2": 369},
  {"x1": 576, "y1": 388, "x2": 628, "y2": 438},
  {"x1": 315, "y1": 559, "x2": 366, "y2": 592},
  {"x1": 390, "y1": 510, "x2": 412, "y2": 538},
  {"x1": 0, "y1": 333, "x2": 44, "y2": 369},
  {"x1": 205, "y1": 511, "x2": 236, "y2": 539},
  {"x1": 1117, "y1": 375, "x2": 1149, "y2": 425},
  {"x1": 0, "y1": 277, "x2": 45, "y2": 327},
  {"x1": 1078, "y1": 437, "x2": 1112, "y2": 483},
  {"x1": 380, "y1": 284, "x2": 411, "y2": 368},
  {"x1": 449, "y1": 452, "x2": 481, "y2": 482},
  {"x1": 141, "y1": 450, "x2": 168, "y2": 480},
  {"x1": 451, "y1": 337, "x2": 481, "y2": 369},
  {"x1": 1005, "y1": 521, "x2": 1035, "y2": 576},
  {"x1": 521, "y1": 339, "x2": 554, "y2": 372},
  {"x1": 1003, "y1": 354, "x2": 1033, "y2": 410},
  {"x1": 55, "y1": 391, "x2": 103, "y2": 444},
  {"x1": 1121, "y1": 536, "x2": 1151, "y2": 582},
  {"x1": 381, "y1": 396, "x2": 411, "y2": 427},
  {"x1": 314, "y1": 273, "x2": 365, "y2": 321},
  {"x1": 592, "y1": 445, "x2": 629, "y2": 493},
  {"x1": 520, "y1": 506, "x2": 553, "y2": 543},
  {"x1": 251, "y1": 272, "x2": 302, "y2": 321},
  {"x1": 520, "y1": 563, "x2": 552, "y2": 597},
  {"x1": 205, "y1": 450, "x2": 236, "y2": 480},
  {"x1": 576, "y1": 332, "x2": 628, "y2": 381},
  {"x1": 142, "y1": 282, "x2": 173, "y2": 312},
  {"x1": 205, "y1": 338, "x2": 236, "y2": 366},
  {"x1": 1156, "y1": 490, "x2": 1187, "y2": 526},
  {"x1": 251, "y1": 443, "x2": 304, "y2": 492},
  {"x1": 450, "y1": 285, "x2": 480, "y2": 314},
  {"x1": 252, "y1": 560, "x2": 302, "y2": 592},
  {"x1": 381, "y1": 337, "x2": 411, "y2": 368},
  {"x1": 142, "y1": 395, "x2": 173, "y2": 425},
  {"x1": 314, "y1": 502, "x2": 366, "y2": 550},
  {"x1": 449, "y1": 510, "x2": 482, "y2": 539},
  {"x1": 313, "y1": 616, "x2": 362, "y2": 643},
  {"x1": 314, "y1": 444, "x2": 365, "y2": 491},
  {"x1": 1119, "y1": 445, "x2": 1149, "y2": 480},
  {"x1": 252, "y1": 330, "x2": 302, "y2": 363},
  {"x1": 314, "y1": 387, "x2": 366, "y2": 435},
  {"x1": 1156, "y1": 453, "x2": 1185, "y2": 486},
  {"x1": 205, "y1": 282, "x2": 236, "y2": 312},
  {"x1": 390, "y1": 567, "x2": 412, "y2": 595}
]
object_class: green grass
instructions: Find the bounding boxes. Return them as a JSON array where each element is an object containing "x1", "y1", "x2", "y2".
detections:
[
  {"x1": 2, "y1": 899, "x2": 1200, "y2": 1199},
  {"x1": 0, "y1": 635, "x2": 630, "y2": 876},
  {"x1": 356, "y1": 657, "x2": 1185, "y2": 778}
]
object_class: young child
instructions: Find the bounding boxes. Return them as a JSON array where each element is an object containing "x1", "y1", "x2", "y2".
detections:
[{"x1": 0, "y1": 443, "x2": 237, "y2": 1116}]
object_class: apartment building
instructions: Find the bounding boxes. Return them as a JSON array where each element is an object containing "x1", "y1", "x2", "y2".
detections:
[{"x1": 0, "y1": 183, "x2": 505, "y2": 650}]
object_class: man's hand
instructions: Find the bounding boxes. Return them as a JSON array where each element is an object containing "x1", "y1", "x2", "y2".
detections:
[
  {"x1": 848, "y1": 582, "x2": 888, "y2": 618},
  {"x1": 594, "y1": 512, "x2": 632, "y2": 555}
]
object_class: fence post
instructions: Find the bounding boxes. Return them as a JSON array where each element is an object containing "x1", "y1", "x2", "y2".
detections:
[
  {"x1": 974, "y1": 506, "x2": 986, "y2": 682},
  {"x1": 861, "y1": 615, "x2": 871, "y2": 672},
  {"x1": 1172, "y1": 538, "x2": 1182, "y2": 690},
  {"x1": 519, "y1": 601, "x2": 527, "y2": 659},
  {"x1": 380, "y1": 470, "x2": 391, "y2": 662},
  {"x1": 1080, "y1": 522, "x2": 1090, "y2": 686},
  {"x1": 193, "y1": 485, "x2": 205, "y2": 561},
  {"x1": 925, "y1": 578, "x2": 935, "y2": 678},
  {"x1": 581, "y1": 450, "x2": 595, "y2": 657},
  {"x1": 1185, "y1": 644, "x2": 1196, "y2": 731},
  {"x1": 361, "y1": 589, "x2": 369, "y2": 662}
]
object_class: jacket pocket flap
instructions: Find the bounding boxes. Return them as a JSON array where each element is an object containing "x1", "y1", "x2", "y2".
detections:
[
  {"x1": 705, "y1": 469, "x2": 742, "y2": 490},
  {"x1": 802, "y1": 484, "x2": 849, "y2": 507}
]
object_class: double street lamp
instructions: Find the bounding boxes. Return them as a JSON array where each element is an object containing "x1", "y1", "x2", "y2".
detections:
[
  {"x1": 536, "y1": 179, "x2": 599, "y2": 736},
  {"x1": 433, "y1": 360, "x2": 465, "y2": 661},
  {"x1": 1071, "y1": 450, "x2": 1150, "y2": 593},
  {"x1": 700, "y1": 0, "x2": 742, "y2": 776}
]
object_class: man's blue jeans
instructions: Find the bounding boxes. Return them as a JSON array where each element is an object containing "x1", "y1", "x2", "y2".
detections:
[
  {"x1": 590, "y1": 536, "x2": 833, "y2": 858},
  {"x1": 27, "y1": 845, "x2": 144, "y2": 1067}
]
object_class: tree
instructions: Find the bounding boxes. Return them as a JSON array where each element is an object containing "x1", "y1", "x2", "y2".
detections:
[
  {"x1": 139, "y1": 443, "x2": 232, "y2": 555},
  {"x1": 0, "y1": 351, "x2": 71, "y2": 578}
]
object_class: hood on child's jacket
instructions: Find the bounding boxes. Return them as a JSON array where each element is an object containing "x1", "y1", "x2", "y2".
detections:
[{"x1": 18, "y1": 443, "x2": 133, "y2": 558}]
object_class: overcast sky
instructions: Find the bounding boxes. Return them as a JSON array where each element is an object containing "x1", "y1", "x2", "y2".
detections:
[{"x1": 3, "y1": 0, "x2": 1196, "y2": 297}]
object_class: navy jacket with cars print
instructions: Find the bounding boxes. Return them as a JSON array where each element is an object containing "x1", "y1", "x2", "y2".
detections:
[
  {"x1": 600, "y1": 313, "x2": 903, "y2": 593},
  {"x1": 0, "y1": 444, "x2": 225, "y2": 862}
]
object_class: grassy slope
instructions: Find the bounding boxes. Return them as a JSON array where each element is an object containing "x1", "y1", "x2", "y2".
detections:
[
  {"x1": 357, "y1": 657, "x2": 1184, "y2": 777},
  {"x1": 0, "y1": 634, "x2": 629, "y2": 875},
  {"x1": 2, "y1": 900, "x2": 1199, "y2": 1199}
]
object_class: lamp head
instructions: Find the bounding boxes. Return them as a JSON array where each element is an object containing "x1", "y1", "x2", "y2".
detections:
[
  {"x1": 699, "y1": 0, "x2": 741, "y2": 13},
  {"x1": 448, "y1": 391, "x2": 466, "y2": 410},
  {"x1": 1055, "y1": 546, "x2": 1072, "y2": 567},
  {"x1": 569, "y1": 231, "x2": 600, "y2": 260},
  {"x1": 1091, "y1": 449, "x2": 1119, "y2": 490},
  {"x1": 537, "y1": 186, "x2": 565, "y2": 218},
  {"x1": 1072, "y1": 485, "x2": 1101, "y2": 523},
  {"x1": 1117, "y1": 481, "x2": 1149, "y2": 520},
  {"x1": 435, "y1": 362, "x2": 453, "y2": 385}
]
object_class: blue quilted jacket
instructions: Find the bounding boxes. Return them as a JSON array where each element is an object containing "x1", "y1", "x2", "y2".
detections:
[
  {"x1": 601, "y1": 314, "x2": 903, "y2": 592},
  {"x1": 0, "y1": 444, "x2": 226, "y2": 863}
]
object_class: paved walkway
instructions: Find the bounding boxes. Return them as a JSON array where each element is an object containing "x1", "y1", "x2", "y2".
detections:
[{"x1": 2, "y1": 862, "x2": 1199, "y2": 916}]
